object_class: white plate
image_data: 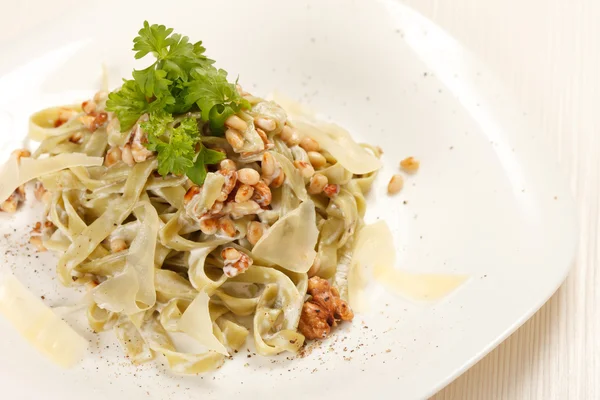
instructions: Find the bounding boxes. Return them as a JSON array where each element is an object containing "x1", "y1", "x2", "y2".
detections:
[{"x1": 0, "y1": 0, "x2": 577, "y2": 399}]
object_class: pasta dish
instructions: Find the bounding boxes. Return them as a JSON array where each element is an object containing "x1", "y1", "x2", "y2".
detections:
[{"x1": 0, "y1": 22, "x2": 385, "y2": 372}]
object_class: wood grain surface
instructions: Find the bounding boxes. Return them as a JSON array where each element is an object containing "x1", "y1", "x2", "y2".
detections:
[{"x1": 1, "y1": 1, "x2": 597, "y2": 399}]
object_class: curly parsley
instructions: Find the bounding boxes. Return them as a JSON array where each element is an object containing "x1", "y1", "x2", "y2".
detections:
[{"x1": 106, "y1": 21, "x2": 248, "y2": 184}]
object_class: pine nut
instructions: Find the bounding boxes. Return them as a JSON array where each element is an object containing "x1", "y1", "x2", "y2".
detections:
[
  {"x1": 11, "y1": 149, "x2": 31, "y2": 164},
  {"x1": 121, "y1": 144, "x2": 135, "y2": 166},
  {"x1": 34, "y1": 182, "x2": 46, "y2": 201},
  {"x1": 131, "y1": 142, "x2": 152, "y2": 163},
  {"x1": 281, "y1": 125, "x2": 300, "y2": 146},
  {"x1": 252, "y1": 180, "x2": 272, "y2": 206},
  {"x1": 235, "y1": 184, "x2": 255, "y2": 203},
  {"x1": 82, "y1": 100, "x2": 96, "y2": 114},
  {"x1": 247, "y1": 221, "x2": 265, "y2": 245},
  {"x1": 294, "y1": 160, "x2": 315, "y2": 179},
  {"x1": 216, "y1": 170, "x2": 237, "y2": 202},
  {"x1": 225, "y1": 128, "x2": 245, "y2": 151},
  {"x1": 105, "y1": 147, "x2": 122, "y2": 167},
  {"x1": 256, "y1": 128, "x2": 270, "y2": 147},
  {"x1": 299, "y1": 137, "x2": 320, "y2": 152},
  {"x1": 308, "y1": 173, "x2": 328, "y2": 194},
  {"x1": 225, "y1": 115, "x2": 248, "y2": 132},
  {"x1": 387, "y1": 174, "x2": 404, "y2": 195},
  {"x1": 69, "y1": 132, "x2": 83, "y2": 143},
  {"x1": 110, "y1": 238, "x2": 128, "y2": 253},
  {"x1": 323, "y1": 184, "x2": 340, "y2": 197},
  {"x1": 93, "y1": 91, "x2": 108, "y2": 104},
  {"x1": 219, "y1": 216, "x2": 237, "y2": 237},
  {"x1": 270, "y1": 168, "x2": 285, "y2": 188},
  {"x1": 219, "y1": 159, "x2": 237, "y2": 172},
  {"x1": 199, "y1": 217, "x2": 219, "y2": 235},
  {"x1": 254, "y1": 117, "x2": 276, "y2": 132},
  {"x1": 307, "y1": 151, "x2": 326, "y2": 168},
  {"x1": 280, "y1": 125, "x2": 294, "y2": 142},
  {"x1": 400, "y1": 156, "x2": 420, "y2": 173},
  {"x1": 184, "y1": 185, "x2": 201, "y2": 205},
  {"x1": 221, "y1": 247, "x2": 241, "y2": 261},
  {"x1": 29, "y1": 236, "x2": 47, "y2": 252},
  {"x1": 261, "y1": 152, "x2": 276, "y2": 178},
  {"x1": 237, "y1": 168, "x2": 260, "y2": 185}
]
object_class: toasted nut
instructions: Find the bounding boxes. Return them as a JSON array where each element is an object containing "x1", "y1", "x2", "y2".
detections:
[
  {"x1": 254, "y1": 117, "x2": 276, "y2": 132},
  {"x1": 280, "y1": 125, "x2": 294, "y2": 142},
  {"x1": 387, "y1": 174, "x2": 404, "y2": 195},
  {"x1": 220, "y1": 159, "x2": 237, "y2": 172},
  {"x1": 235, "y1": 184, "x2": 255, "y2": 203},
  {"x1": 225, "y1": 128, "x2": 245, "y2": 151},
  {"x1": 307, "y1": 256, "x2": 321, "y2": 278},
  {"x1": 106, "y1": 117, "x2": 120, "y2": 137},
  {"x1": 34, "y1": 182, "x2": 46, "y2": 201},
  {"x1": 31, "y1": 222, "x2": 42, "y2": 234},
  {"x1": 208, "y1": 200, "x2": 224, "y2": 216},
  {"x1": 246, "y1": 221, "x2": 265, "y2": 245},
  {"x1": 12, "y1": 149, "x2": 31, "y2": 163},
  {"x1": 216, "y1": 170, "x2": 237, "y2": 202},
  {"x1": 222, "y1": 247, "x2": 241, "y2": 261},
  {"x1": 91, "y1": 112, "x2": 108, "y2": 132},
  {"x1": 93, "y1": 91, "x2": 108, "y2": 104},
  {"x1": 218, "y1": 216, "x2": 237, "y2": 237},
  {"x1": 184, "y1": 185, "x2": 201, "y2": 205},
  {"x1": 221, "y1": 247, "x2": 253, "y2": 277},
  {"x1": 256, "y1": 128, "x2": 270, "y2": 147},
  {"x1": 307, "y1": 151, "x2": 326, "y2": 169},
  {"x1": 298, "y1": 276, "x2": 354, "y2": 340},
  {"x1": 69, "y1": 131, "x2": 83, "y2": 144},
  {"x1": 261, "y1": 152, "x2": 276, "y2": 178},
  {"x1": 121, "y1": 144, "x2": 135, "y2": 166},
  {"x1": 104, "y1": 147, "x2": 122, "y2": 167},
  {"x1": 56, "y1": 108, "x2": 78, "y2": 127},
  {"x1": 252, "y1": 180, "x2": 272, "y2": 206},
  {"x1": 82, "y1": 100, "x2": 96, "y2": 114},
  {"x1": 237, "y1": 168, "x2": 260, "y2": 185},
  {"x1": 270, "y1": 168, "x2": 285, "y2": 188},
  {"x1": 224, "y1": 200, "x2": 262, "y2": 219},
  {"x1": 1, "y1": 186, "x2": 25, "y2": 213},
  {"x1": 1, "y1": 198, "x2": 18, "y2": 213},
  {"x1": 131, "y1": 142, "x2": 152, "y2": 163},
  {"x1": 400, "y1": 156, "x2": 420, "y2": 173},
  {"x1": 308, "y1": 173, "x2": 328, "y2": 194},
  {"x1": 323, "y1": 184, "x2": 340, "y2": 197},
  {"x1": 225, "y1": 115, "x2": 248, "y2": 132},
  {"x1": 199, "y1": 217, "x2": 219, "y2": 235},
  {"x1": 110, "y1": 238, "x2": 128, "y2": 253},
  {"x1": 294, "y1": 160, "x2": 315, "y2": 179},
  {"x1": 29, "y1": 236, "x2": 47, "y2": 252},
  {"x1": 280, "y1": 125, "x2": 300, "y2": 146},
  {"x1": 300, "y1": 137, "x2": 320, "y2": 152}
]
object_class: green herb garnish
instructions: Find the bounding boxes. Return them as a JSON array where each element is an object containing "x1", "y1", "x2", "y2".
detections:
[{"x1": 106, "y1": 21, "x2": 249, "y2": 184}]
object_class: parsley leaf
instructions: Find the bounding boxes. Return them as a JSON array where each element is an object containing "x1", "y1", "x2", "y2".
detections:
[
  {"x1": 105, "y1": 79, "x2": 149, "y2": 131},
  {"x1": 185, "y1": 68, "x2": 250, "y2": 131},
  {"x1": 133, "y1": 21, "x2": 173, "y2": 60},
  {"x1": 132, "y1": 65, "x2": 172, "y2": 98},
  {"x1": 143, "y1": 113, "x2": 199, "y2": 176},
  {"x1": 106, "y1": 21, "x2": 250, "y2": 181},
  {"x1": 187, "y1": 146, "x2": 226, "y2": 185}
]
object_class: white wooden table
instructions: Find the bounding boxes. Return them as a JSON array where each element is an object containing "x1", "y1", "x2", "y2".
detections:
[{"x1": 2, "y1": 1, "x2": 597, "y2": 398}]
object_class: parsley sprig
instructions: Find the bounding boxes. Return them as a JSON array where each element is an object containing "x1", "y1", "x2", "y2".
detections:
[{"x1": 106, "y1": 21, "x2": 250, "y2": 184}]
